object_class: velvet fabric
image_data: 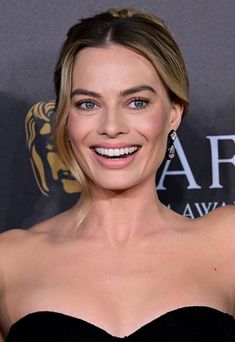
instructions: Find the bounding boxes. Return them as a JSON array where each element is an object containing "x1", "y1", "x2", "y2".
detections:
[{"x1": 7, "y1": 306, "x2": 235, "y2": 341}]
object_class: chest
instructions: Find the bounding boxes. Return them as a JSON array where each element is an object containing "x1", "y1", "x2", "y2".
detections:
[
  {"x1": 5, "y1": 237, "x2": 229, "y2": 316},
  {"x1": 1, "y1": 240, "x2": 232, "y2": 338}
]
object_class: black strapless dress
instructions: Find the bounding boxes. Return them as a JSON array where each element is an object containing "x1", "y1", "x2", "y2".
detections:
[{"x1": 6, "y1": 306, "x2": 235, "y2": 341}]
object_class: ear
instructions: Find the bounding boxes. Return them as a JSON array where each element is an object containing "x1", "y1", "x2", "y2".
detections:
[{"x1": 169, "y1": 102, "x2": 184, "y2": 131}]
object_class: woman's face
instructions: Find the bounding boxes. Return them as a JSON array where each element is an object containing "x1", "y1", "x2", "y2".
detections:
[{"x1": 67, "y1": 44, "x2": 182, "y2": 191}]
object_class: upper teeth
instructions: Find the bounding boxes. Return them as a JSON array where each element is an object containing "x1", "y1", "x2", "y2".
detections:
[{"x1": 95, "y1": 146, "x2": 139, "y2": 157}]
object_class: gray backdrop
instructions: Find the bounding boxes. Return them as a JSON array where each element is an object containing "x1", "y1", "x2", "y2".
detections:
[{"x1": 1, "y1": 0, "x2": 235, "y2": 231}]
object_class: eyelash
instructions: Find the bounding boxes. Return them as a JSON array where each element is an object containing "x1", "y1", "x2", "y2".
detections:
[
  {"x1": 74, "y1": 99, "x2": 98, "y2": 111},
  {"x1": 73, "y1": 97, "x2": 150, "y2": 111},
  {"x1": 127, "y1": 97, "x2": 150, "y2": 110}
]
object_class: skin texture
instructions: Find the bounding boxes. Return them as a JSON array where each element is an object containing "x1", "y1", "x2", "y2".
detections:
[{"x1": 0, "y1": 44, "x2": 235, "y2": 340}]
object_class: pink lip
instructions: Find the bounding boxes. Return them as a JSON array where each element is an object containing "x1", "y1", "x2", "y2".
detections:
[{"x1": 90, "y1": 147, "x2": 140, "y2": 169}]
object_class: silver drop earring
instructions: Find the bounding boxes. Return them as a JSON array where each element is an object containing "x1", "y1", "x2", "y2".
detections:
[{"x1": 166, "y1": 130, "x2": 177, "y2": 160}]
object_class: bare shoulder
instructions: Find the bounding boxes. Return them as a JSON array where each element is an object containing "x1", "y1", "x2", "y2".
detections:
[
  {"x1": 194, "y1": 205, "x2": 235, "y2": 255},
  {"x1": 0, "y1": 228, "x2": 29, "y2": 261},
  {"x1": 0, "y1": 229, "x2": 29, "y2": 337},
  {"x1": 0, "y1": 210, "x2": 73, "y2": 337},
  {"x1": 0, "y1": 210, "x2": 72, "y2": 302},
  {"x1": 0, "y1": 220, "x2": 47, "y2": 254},
  {"x1": 202, "y1": 205, "x2": 235, "y2": 300},
  {"x1": 0, "y1": 208, "x2": 73, "y2": 264},
  {"x1": 192, "y1": 204, "x2": 235, "y2": 237},
  {"x1": 199, "y1": 204, "x2": 235, "y2": 229}
]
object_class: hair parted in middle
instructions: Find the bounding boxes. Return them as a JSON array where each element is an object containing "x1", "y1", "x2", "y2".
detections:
[{"x1": 54, "y1": 8, "x2": 189, "y2": 226}]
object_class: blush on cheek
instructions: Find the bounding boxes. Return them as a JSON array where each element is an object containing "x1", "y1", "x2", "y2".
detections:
[
  {"x1": 137, "y1": 114, "x2": 166, "y2": 141},
  {"x1": 66, "y1": 112, "x2": 96, "y2": 169},
  {"x1": 67, "y1": 112, "x2": 87, "y2": 143}
]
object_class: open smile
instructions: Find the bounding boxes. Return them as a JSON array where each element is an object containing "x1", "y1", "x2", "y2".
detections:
[{"x1": 93, "y1": 145, "x2": 141, "y2": 159}]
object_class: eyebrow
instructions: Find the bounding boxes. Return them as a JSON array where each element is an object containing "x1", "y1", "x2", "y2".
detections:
[
  {"x1": 71, "y1": 88, "x2": 102, "y2": 98},
  {"x1": 121, "y1": 85, "x2": 157, "y2": 96},
  {"x1": 71, "y1": 85, "x2": 157, "y2": 98}
]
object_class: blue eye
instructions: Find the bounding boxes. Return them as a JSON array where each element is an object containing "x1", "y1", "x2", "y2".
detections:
[
  {"x1": 75, "y1": 100, "x2": 98, "y2": 111},
  {"x1": 80, "y1": 101, "x2": 96, "y2": 110},
  {"x1": 129, "y1": 98, "x2": 149, "y2": 109}
]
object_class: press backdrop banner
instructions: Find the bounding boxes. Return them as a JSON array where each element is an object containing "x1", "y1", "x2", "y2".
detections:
[{"x1": 0, "y1": 0, "x2": 234, "y2": 231}]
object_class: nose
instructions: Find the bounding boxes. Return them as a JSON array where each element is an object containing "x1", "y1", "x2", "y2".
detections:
[{"x1": 97, "y1": 108, "x2": 129, "y2": 138}]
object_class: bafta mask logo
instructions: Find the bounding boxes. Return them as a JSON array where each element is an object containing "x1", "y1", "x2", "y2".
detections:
[{"x1": 25, "y1": 101, "x2": 80, "y2": 196}]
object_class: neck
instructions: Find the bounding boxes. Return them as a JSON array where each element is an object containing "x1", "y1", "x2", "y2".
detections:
[{"x1": 75, "y1": 179, "x2": 169, "y2": 244}]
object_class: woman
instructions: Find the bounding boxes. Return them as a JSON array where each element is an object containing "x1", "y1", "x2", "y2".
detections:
[{"x1": 0, "y1": 8, "x2": 235, "y2": 341}]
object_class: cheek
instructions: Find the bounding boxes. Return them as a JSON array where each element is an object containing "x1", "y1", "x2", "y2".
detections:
[
  {"x1": 67, "y1": 113, "x2": 91, "y2": 145},
  {"x1": 136, "y1": 112, "x2": 168, "y2": 142},
  {"x1": 66, "y1": 113, "x2": 94, "y2": 172}
]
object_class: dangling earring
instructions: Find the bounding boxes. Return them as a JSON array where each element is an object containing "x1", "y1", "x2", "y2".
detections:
[{"x1": 166, "y1": 130, "x2": 177, "y2": 160}]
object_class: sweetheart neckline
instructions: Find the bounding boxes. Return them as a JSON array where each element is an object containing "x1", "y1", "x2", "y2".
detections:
[{"x1": 7, "y1": 305, "x2": 235, "y2": 339}]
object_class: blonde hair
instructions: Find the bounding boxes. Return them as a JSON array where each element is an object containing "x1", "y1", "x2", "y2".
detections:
[{"x1": 54, "y1": 8, "x2": 189, "y2": 226}]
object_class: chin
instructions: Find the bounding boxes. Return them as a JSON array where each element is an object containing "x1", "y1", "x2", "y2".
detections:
[
  {"x1": 89, "y1": 176, "x2": 146, "y2": 193},
  {"x1": 94, "y1": 182, "x2": 135, "y2": 192}
]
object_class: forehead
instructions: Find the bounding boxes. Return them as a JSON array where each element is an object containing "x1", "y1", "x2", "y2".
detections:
[{"x1": 72, "y1": 44, "x2": 163, "y2": 89}]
